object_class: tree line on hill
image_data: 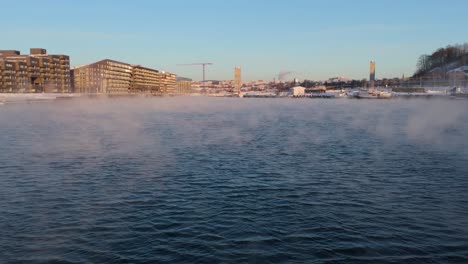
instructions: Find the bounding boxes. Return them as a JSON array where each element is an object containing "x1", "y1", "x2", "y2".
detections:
[{"x1": 414, "y1": 43, "x2": 468, "y2": 77}]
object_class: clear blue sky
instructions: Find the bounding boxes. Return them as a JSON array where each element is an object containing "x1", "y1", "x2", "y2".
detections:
[{"x1": 1, "y1": 0, "x2": 467, "y2": 81}]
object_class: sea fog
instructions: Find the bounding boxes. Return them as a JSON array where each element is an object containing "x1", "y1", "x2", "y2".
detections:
[
  {"x1": 1, "y1": 97, "x2": 468, "y2": 263},
  {"x1": 1, "y1": 97, "x2": 467, "y2": 158}
]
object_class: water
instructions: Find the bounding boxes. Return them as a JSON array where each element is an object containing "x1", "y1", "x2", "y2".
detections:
[{"x1": 1, "y1": 97, "x2": 468, "y2": 263}]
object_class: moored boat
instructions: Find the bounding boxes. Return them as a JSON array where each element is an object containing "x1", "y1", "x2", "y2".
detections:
[
  {"x1": 351, "y1": 89, "x2": 392, "y2": 99},
  {"x1": 450, "y1": 87, "x2": 468, "y2": 99}
]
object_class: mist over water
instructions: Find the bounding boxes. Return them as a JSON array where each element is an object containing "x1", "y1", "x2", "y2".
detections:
[{"x1": 1, "y1": 97, "x2": 468, "y2": 263}]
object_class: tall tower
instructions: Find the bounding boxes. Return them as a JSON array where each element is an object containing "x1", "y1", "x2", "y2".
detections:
[
  {"x1": 369, "y1": 61, "x2": 376, "y2": 89},
  {"x1": 234, "y1": 66, "x2": 242, "y2": 93}
]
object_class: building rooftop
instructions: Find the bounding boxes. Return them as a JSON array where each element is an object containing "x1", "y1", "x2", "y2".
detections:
[
  {"x1": 448, "y1": 65, "x2": 468, "y2": 73},
  {"x1": 131, "y1": 64, "x2": 159, "y2": 72},
  {"x1": 0, "y1": 50, "x2": 21, "y2": 56},
  {"x1": 176, "y1": 77, "x2": 192, "y2": 81}
]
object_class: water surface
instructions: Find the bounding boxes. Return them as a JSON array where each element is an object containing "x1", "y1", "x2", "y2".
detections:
[{"x1": 1, "y1": 98, "x2": 468, "y2": 263}]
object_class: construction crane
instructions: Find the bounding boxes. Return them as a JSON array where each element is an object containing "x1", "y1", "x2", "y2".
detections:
[{"x1": 177, "y1": 63, "x2": 213, "y2": 85}]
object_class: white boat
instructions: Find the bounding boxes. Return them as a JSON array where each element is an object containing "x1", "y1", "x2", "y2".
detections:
[
  {"x1": 347, "y1": 91, "x2": 359, "y2": 98},
  {"x1": 335, "y1": 91, "x2": 347, "y2": 98},
  {"x1": 450, "y1": 87, "x2": 468, "y2": 99},
  {"x1": 351, "y1": 90, "x2": 392, "y2": 99},
  {"x1": 242, "y1": 92, "x2": 276, "y2": 98}
]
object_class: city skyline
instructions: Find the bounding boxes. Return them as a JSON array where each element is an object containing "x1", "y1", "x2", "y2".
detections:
[{"x1": 1, "y1": 0, "x2": 467, "y2": 81}]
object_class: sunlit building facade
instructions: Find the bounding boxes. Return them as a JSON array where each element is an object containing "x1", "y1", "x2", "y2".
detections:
[
  {"x1": 73, "y1": 59, "x2": 177, "y2": 95},
  {"x1": 0, "y1": 48, "x2": 71, "y2": 93},
  {"x1": 0, "y1": 59, "x2": 15, "y2": 92},
  {"x1": 234, "y1": 66, "x2": 242, "y2": 93},
  {"x1": 160, "y1": 72, "x2": 177, "y2": 94},
  {"x1": 176, "y1": 77, "x2": 192, "y2": 94},
  {"x1": 130, "y1": 65, "x2": 161, "y2": 94},
  {"x1": 72, "y1": 59, "x2": 132, "y2": 94}
]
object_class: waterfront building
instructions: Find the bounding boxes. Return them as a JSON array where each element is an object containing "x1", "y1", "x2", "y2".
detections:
[
  {"x1": 0, "y1": 59, "x2": 15, "y2": 92},
  {"x1": 0, "y1": 48, "x2": 71, "y2": 93},
  {"x1": 12, "y1": 60, "x2": 29, "y2": 92},
  {"x1": 291, "y1": 86, "x2": 306, "y2": 96},
  {"x1": 160, "y1": 71, "x2": 177, "y2": 94},
  {"x1": 448, "y1": 65, "x2": 468, "y2": 87},
  {"x1": 72, "y1": 59, "x2": 132, "y2": 94},
  {"x1": 73, "y1": 59, "x2": 177, "y2": 95},
  {"x1": 176, "y1": 77, "x2": 192, "y2": 94},
  {"x1": 0, "y1": 50, "x2": 21, "y2": 56},
  {"x1": 448, "y1": 66, "x2": 468, "y2": 79},
  {"x1": 234, "y1": 67, "x2": 242, "y2": 93},
  {"x1": 130, "y1": 65, "x2": 161, "y2": 94}
]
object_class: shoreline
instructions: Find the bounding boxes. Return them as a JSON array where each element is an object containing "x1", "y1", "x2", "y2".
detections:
[{"x1": 0, "y1": 92, "x2": 465, "y2": 105}]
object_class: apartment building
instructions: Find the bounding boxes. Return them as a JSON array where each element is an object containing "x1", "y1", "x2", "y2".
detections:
[
  {"x1": 130, "y1": 65, "x2": 160, "y2": 94},
  {"x1": 73, "y1": 59, "x2": 177, "y2": 95},
  {"x1": 73, "y1": 59, "x2": 132, "y2": 94},
  {"x1": 0, "y1": 59, "x2": 29, "y2": 92},
  {"x1": 0, "y1": 59, "x2": 14, "y2": 92},
  {"x1": 160, "y1": 71, "x2": 177, "y2": 94},
  {"x1": 0, "y1": 48, "x2": 71, "y2": 93},
  {"x1": 13, "y1": 60, "x2": 29, "y2": 92},
  {"x1": 176, "y1": 77, "x2": 192, "y2": 94}
]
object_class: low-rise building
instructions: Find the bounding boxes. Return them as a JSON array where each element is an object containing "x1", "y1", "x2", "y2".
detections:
[
  {"x1": 448, "y1": 66, "x2": 468, "y2": 79},
  {"x1": 291, "y1": 86, "x2": 306, "y2": 96}
]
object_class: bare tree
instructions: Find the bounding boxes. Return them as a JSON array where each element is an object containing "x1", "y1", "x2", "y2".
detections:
[{"x1": 414, "y1": 42, "x2": 468, "y2": 77}]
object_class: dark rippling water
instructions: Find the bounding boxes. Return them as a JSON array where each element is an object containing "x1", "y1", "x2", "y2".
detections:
[{"x1": 1, "y1": 97, "x2": 468, "y2": 264}]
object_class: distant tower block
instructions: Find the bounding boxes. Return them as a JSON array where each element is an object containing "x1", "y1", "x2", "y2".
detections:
[
  {"x1": 234, "y1": 67, "x2": 242, "y2": 93},
  {"x1": 370, "y1": 61, "x2": 376, "y2": 88}
]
